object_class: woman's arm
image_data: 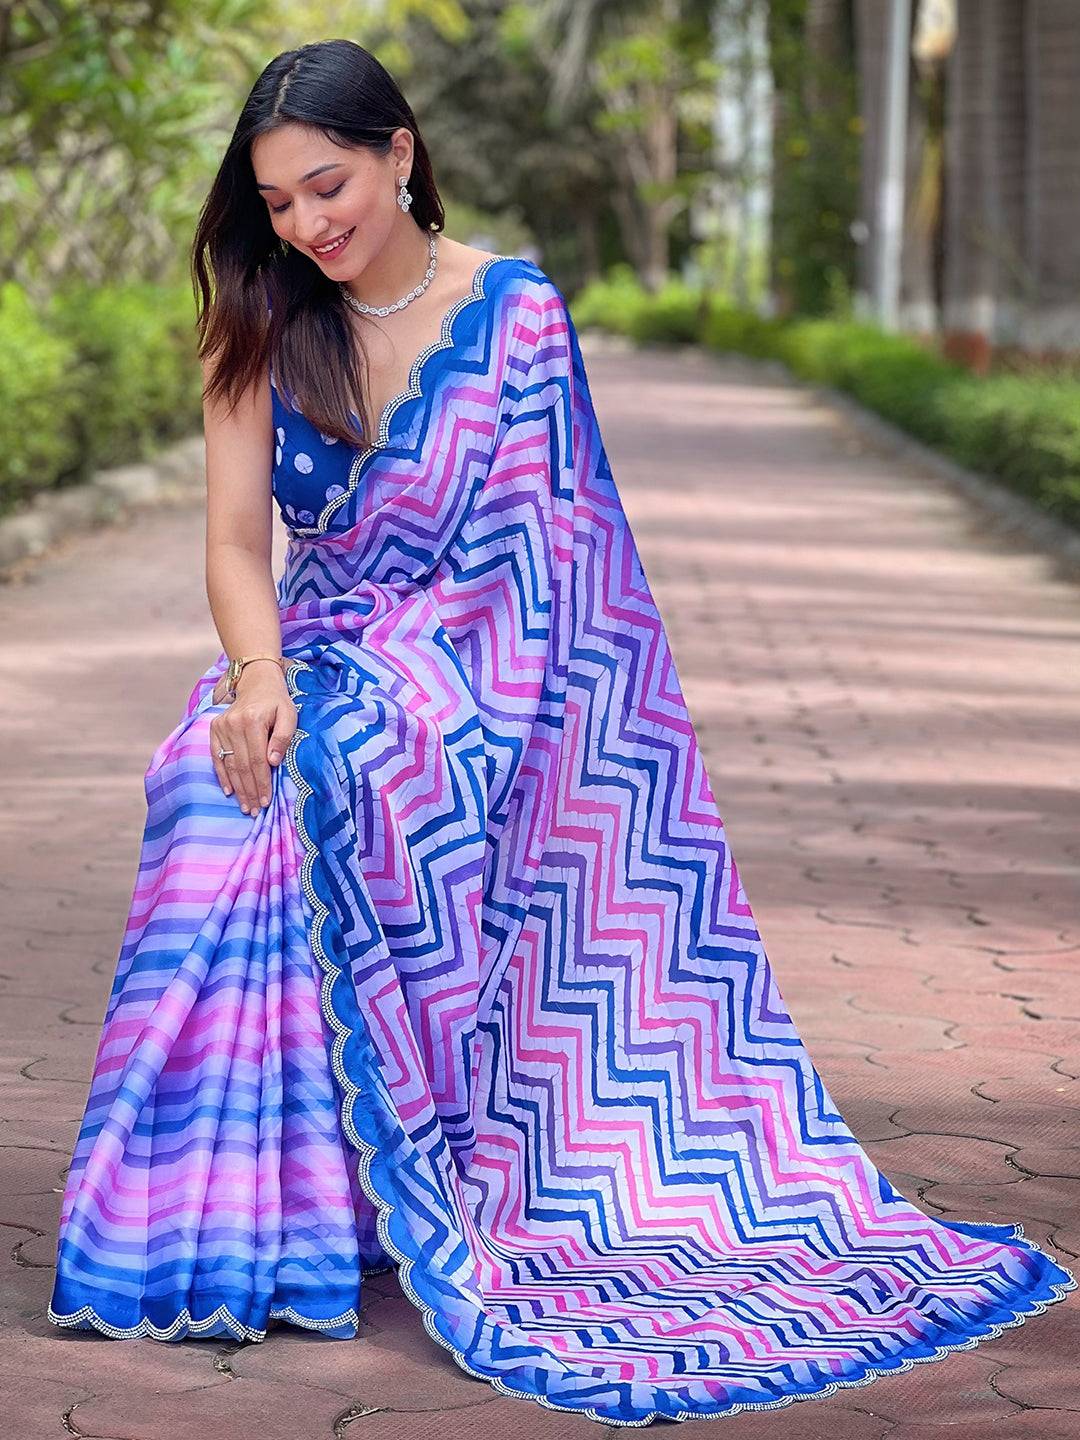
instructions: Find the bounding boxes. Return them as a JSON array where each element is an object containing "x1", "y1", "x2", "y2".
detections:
[{"x1": 201, "y1": 353, "x2": 297, "y2": 815}]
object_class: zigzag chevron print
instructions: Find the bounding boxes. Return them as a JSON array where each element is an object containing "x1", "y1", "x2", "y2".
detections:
[{"x1": 48, "y1": 255, "x2": 1075, "y2": 1425}]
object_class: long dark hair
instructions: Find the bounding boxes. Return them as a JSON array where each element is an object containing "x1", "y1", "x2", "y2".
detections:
[{"x1": 192, "y1": 39, "x2": 445, "y2": 445}]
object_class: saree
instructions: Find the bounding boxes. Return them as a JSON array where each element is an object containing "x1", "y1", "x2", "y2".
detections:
[{"x1": 48, "y1": 254, "x2": 1075, "y2": 1426}]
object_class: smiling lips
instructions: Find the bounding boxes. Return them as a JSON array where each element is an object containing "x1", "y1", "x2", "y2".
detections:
[{"x1": 311, "y1": 226, "x2": 355, "y2": 258}]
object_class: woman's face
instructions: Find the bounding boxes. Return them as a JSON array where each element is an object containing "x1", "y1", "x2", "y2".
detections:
[{"x1": 251, "y1": 122, "x2": 411, "y2": 277}]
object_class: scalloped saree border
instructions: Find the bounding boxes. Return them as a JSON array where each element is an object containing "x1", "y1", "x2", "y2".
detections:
[
  {"x1": 280, "y1": 658, "x2": 1078, "y2": 1428},
  {"x1": 46, "y1": 1298, "x2": 363, "y2": 1344},
  {"x1": 288, "y1": 251, "x2": 520, "y2": 540}
]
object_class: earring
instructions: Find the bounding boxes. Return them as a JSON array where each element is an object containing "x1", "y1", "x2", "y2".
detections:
[{"x1": 397, "y1": 175, "x2": 413, "y2": 212}]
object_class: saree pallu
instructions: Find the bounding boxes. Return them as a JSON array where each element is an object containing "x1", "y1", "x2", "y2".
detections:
[{"x1": 48, "y1": 255, "x2": 1075, "y2": 1426}]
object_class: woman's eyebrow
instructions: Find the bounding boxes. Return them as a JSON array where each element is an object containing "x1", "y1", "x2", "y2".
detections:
[{"x1": 255, "y1": 162, "x2": 344, "y2": 192}]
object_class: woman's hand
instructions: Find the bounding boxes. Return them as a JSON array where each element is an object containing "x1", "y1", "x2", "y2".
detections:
[{"x1": 209, "y1": 667, "x2": 298, "y2": 814}]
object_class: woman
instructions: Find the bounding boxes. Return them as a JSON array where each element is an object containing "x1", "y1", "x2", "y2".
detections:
[{"x1": 48, "y1": 37, "x2": 1073, "y2": 1428}]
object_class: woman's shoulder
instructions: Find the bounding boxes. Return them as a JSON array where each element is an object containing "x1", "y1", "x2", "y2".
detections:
[
  {"x1": 444, "y1": 238, "x2": 557, "y2": 298},
  {"x1": 471, "y1": 251, "x2": 569, "y2": 326},
  {"x1": 494, "y1": 252, "x2": 559, "y2": 294}
]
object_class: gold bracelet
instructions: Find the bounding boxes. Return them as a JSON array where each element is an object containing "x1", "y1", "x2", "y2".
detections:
[{"x1": 224, "y1": 653, "x2": 286, "y2": 700}]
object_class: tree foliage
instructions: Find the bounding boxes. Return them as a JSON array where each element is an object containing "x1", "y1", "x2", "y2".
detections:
[
  {"x1": 0, "y1": 0, "x2": 468, "y2": 296},
  {"x1": 1, "y1": 1, "x2": 267, "y2": 293},
  {"x1": 767, "y1": 0, "x2": 860, "y2": 315},
  {"x1": 522, "y1": 0, "x2": 720, "y2": 288}
]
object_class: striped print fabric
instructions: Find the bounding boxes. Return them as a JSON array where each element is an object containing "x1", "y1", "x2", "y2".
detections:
[{"x1": 48, "y1": 256, "x2": 1075, "y2": 1425}]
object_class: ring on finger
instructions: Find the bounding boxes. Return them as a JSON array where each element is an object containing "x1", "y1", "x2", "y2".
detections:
[{"x1": 217, "y1": 747, "x2": 235, "y2": 760}]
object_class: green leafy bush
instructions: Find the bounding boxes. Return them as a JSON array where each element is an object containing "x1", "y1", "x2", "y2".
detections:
[
  {"x1": 701, "y1": 303, "x2": 786, "y2": 359},
  {"x1": 48, "y1": 280, "x2": 201, "y2": 468},
  {"x1": 942, "y1": 374, "x2": 1080, "y2": 520},
  {"x1": 776, "y1": 320, "x2": 963, "y2": 449},
  {"x1": 571, "y1": 264, "x2": 653, "y2": 339},
  {"x1": 0, "y1": 279, "x2": 201, "y2": 519},
  {"x1": 627, "y1": 279, "x2": 704, "y2": 345},
  {"x1": 0, "y1": 282, "x2": 84, "y2": 514}
]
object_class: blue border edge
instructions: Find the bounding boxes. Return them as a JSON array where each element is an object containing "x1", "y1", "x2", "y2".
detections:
[{"x1": 280, "y1": 661, "x2": 1079, "y2": 1428}]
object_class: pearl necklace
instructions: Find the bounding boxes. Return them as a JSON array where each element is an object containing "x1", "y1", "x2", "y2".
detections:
[{"x1": 338, "y1": 232, "x2": 439, "y2": 318}]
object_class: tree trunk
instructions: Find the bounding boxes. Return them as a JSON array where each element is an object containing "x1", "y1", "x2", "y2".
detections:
[
  {"x1": 1021, "y1": 0, "x2": 1080, "y2": 354},
  {"x1": 853, "y1": 0, "x2": 888, "y2": 314},
  {"x1": 942, "y1": 0, "x2": 1026, "y2": 369}
]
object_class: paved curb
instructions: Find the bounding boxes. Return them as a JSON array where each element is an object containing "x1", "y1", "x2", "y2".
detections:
[
  {"x1": 803, "y1": 374, "x2": 1080, "y2": 579},
  {"x1": 0, "y1": 433, "x2": 205, "y2": 583},
  {"x1": 581, "y1": 329, "x2": 1080, "y2": 581}
]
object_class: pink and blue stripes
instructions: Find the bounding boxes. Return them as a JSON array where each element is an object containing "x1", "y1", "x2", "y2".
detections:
[{"x1": 49, "y1": 256, "x2": 1075, "y2": 1424}]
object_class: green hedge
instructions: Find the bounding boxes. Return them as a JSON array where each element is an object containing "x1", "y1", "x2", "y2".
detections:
[
  {"x1": 0, "y1": 283, "x2": 83, "y2": 512},
  {"x1": 10, "y1": 267, "x2": 1078, "y2": 532},
  {"x1": 571, "y1": 272, "x2": 1080, "y2": 530},
  {"x1": 0, "y1": 279, "x2": 201, "y2": 518}
]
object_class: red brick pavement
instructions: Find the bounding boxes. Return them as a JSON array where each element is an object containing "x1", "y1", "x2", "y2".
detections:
[{"x1": 1, "y1": 344, "x2": 1078, "y2": 1438}]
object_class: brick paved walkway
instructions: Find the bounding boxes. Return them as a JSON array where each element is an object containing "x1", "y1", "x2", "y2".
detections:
[{"x1": 2, "y1": 344, "x2": 1078, "y2": 1439}]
